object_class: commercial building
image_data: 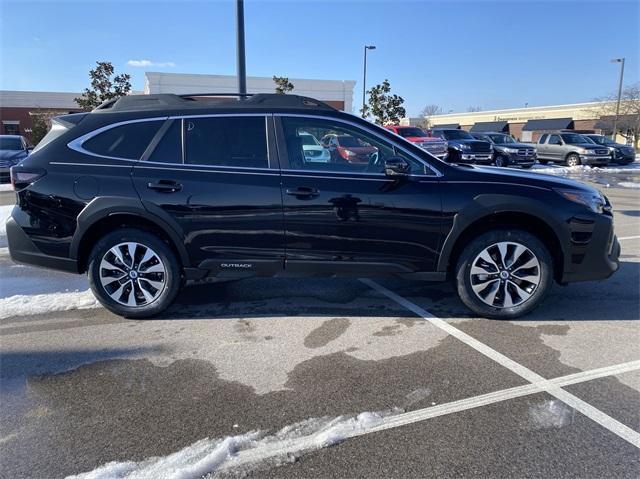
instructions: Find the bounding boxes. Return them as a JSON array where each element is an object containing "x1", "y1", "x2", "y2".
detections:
[
  {"x1": 0, "y1": 72, "x2": 356, "y2": 141},
  {"x1": 403, "y1": 101, "x2": 631, "y2": 143}
]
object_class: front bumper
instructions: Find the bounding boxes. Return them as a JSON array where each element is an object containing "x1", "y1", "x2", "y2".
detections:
[
  {"x1": 460, "y1": 153, "x2": 493, "y2": 163},
  {"x1": 560, "y1": 213, "x2": 619, "y2": 283},
  {"x1": 6, "y1": 215, "x2": 79, "y2": 273},
  {"x1": 504, "y1": 152, "x2": 537, "y2": 167},
  {"x1": 579, "y1": 155, "x2": 610, "y2": 166}
]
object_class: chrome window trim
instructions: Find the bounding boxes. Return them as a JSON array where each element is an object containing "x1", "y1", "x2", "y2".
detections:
[
  {"x1": 67, "y1": 116, "x2": 168, "y2": 161},
  {"x1": 273, "y1": 113, "x2": 443, "y2": 177},
  {"x1": 280, "y1": 168, "x2": 439, "y2": 181},
  {"x1": 134, "y1": 164, "x2": 279, "y2": 176}
]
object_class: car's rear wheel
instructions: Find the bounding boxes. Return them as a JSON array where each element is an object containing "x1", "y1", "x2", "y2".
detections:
[
  {"x1": 566, "y1": 153, "x2": 581, "y2": 167},
  {"x1": 455, "y1": 229, "x2": 553, "y2": 319},
  {"x1": 538, "y1": 159, "x2": 549, "y2": 165},
  {"x1": 88, "y1": 229, "x2": 181, "y2": 318}
]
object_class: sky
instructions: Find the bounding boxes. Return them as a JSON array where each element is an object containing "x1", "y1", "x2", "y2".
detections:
[{"x1": 0, "y1": 0, "x2": 638, "y2": 116}]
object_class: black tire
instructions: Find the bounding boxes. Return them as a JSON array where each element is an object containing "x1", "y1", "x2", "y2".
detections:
[
  {"x1": 494, "y1": 155, "x2": 508, "y2": 167},
  {"x1": 566, "y1": 153, "x2": 581, "y2": 167},
  {"x1": 87, "y1": 228, "x2": 181, "y2": 318},
  {"x1": 521, "y1": 164, "x2": 534, "y2": 169},
  {"x1": 455, "y1": 229, "x2": 553, "y2": 319},
  {"x1": 538, "y1": 159, "x2": 549, "y2": 165}
]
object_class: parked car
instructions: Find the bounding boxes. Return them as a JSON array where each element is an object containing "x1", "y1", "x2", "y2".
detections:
[
  {"x1": 6, "y1": 93, "x2": 619, "y2": 320},
  {"x1": 430, "y1": 128, "x2": 493, "y2": 164},
  {"x1": 0, "y1": 135, "x2": 32, "y2": 183},
  {"x1": 470, "y1": 132, "x2": 536, "y2": 168},
  {"x1": 536, "y1": 132, "x2": 610, "y2": 167},
  {"x1": 385, "y1": 125, "x2": 448, "y2": 159},
  {"x1": 299, "y1": 132, "x2": 331, "y2": 163},
  {"x1": 582, "y1": 134, "x2": 635, "y2": 165},
  {"x1": 320, "y1": 134, "x2": 378, "y2": 164}
]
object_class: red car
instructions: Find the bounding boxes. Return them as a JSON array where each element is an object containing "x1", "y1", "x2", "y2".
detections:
[
  {"x1": 385, "y1": 125, "x2": 448, "y2": 159},
  {"x1": 320, "y1": 134, "x2": 378, "y2": 163}
]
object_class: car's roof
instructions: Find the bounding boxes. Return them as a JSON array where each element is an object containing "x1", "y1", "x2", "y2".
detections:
[{"x1": 0, "y1": 134, "x2": 24, "y2": 139}]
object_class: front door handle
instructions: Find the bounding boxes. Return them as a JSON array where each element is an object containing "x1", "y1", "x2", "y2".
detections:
[
  {"x1": 285, "y1": 187, "x2": 319, "y2": 199},
  {"x1": 147, "y1": 180, "x2": 182, "y2": 193}
]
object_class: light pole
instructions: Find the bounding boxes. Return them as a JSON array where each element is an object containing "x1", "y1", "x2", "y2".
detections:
[
  {"x1": 611, "y1": 57, "x2": 625, "y2": 141},
  {"x1": 362, "y1": 45, "x2": 376, "y2": 116},
  {"x1": 236, "y1": 0, "x2": 247, "y2": 95}
]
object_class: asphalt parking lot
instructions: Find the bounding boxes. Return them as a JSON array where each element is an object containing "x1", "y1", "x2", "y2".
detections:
[{"x1": 0, "y1": 166, "x2": 639, "y2": 478}]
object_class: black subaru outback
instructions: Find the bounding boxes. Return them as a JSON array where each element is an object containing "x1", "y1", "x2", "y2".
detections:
[{"x1": 6, "y1": 93, "x2": 620, "y2": 319}]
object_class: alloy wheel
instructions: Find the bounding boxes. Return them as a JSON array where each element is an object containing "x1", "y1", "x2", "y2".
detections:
[
  {"x1": 99, "y1": 242, "x2": 167, "y2": 307},
  {"x1": 469, "y1": 241, "x2": 541, "y2": 309}
]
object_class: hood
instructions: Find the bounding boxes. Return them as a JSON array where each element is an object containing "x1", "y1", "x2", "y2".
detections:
[
  {"x1": 405, "y1": 136, "x2": 435, "y2": 143},
  {"x1": 457, "y1": 164, "x2": 598, "y2": 194},
  {"x1": 494, "y1": 142, "x2": 534, "y2": 149},
  {"x1": 0, "y1": 149, "x2": 28, "y2": 163}
]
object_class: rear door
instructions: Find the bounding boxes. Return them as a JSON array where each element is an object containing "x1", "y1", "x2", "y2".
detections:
[
  {"x1": 132, "y1": 114, "x2": 285, "y2": 275},
  {"x1": 276, "y1": 115, "x2": 442, "y2": 274}
]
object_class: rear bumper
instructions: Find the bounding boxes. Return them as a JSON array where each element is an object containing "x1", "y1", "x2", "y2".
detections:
[
  {"x1": 6, "y1": 215, "x2": 79, "y2": 273},
  {"x1": 560, "y1": 214, "x2": 619, "y2": 283}
]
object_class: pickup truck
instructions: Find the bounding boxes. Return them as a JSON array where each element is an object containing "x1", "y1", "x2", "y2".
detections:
[
  {"x1": 430, "y1": 128, "x2": 493, "y2": 164},
  {"x1": 537, "y1": 132, "x2": 610, "y2": 167},
  {"x1": 385, "y1": 125, "x2": 447, "y2": 159}
]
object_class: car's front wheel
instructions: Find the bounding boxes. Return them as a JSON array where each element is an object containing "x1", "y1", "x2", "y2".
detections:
[
  {"x1": 455, "y1": 230, "x2": 553, "y2": 319},
  {"x1": 88, "y1": 229, "x2": 181, "y2": 318},
  {"x1": 494, "y1": 155, "x2": 508, "y2": 167},
  {"x1": 566, "y1": 153, "x2": 581, "y2": 167}
]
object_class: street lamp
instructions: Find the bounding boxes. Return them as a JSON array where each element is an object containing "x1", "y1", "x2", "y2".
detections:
[
  {"x1": 362, "y1": 45, "x2": 376, "y2": 116},
  {"x1": 611, "y1": 57, "x2": 625, "y2": 141},
  {"x1": 236, "y1": 0, "x2": 247, "y2": 95}
]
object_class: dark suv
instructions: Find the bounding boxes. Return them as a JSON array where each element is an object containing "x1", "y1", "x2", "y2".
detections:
[
  {"x1": 430, "y1": 128, "x2": 493, "y2": 164},
  {"x1": 6, "y1": 94, "x2": 620, "y2": 319},
  {"x1": 470, "y1": 132, "x2": 536, "y2": 168}
]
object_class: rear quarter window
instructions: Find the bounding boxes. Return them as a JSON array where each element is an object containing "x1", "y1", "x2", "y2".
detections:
[{"x1": 82, "y1": 120, "x2": 163, "y2": 160}]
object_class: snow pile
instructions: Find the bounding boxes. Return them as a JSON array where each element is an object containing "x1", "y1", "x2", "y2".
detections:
[
  {"x1": 0, "y1": 290, "x2": 100, "y2": 320},
  {"x1": 618, "y1": 182, "x2": 640, "y2": 189},
  {"x1": 67, "y1": 410, "x2": 395, "y2": 479},
  {"x1": 531, "y1": 163, "x2": 640, "y2": 175},
  {"x1": 0, "y1": 204, "x2": 13, "y2": 237},
  {"x1": 0, "y1": 183, "x2": 14, "y2": 192}
]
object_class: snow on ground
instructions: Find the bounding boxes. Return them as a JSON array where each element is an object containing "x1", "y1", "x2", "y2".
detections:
[
  {"x1": 67, "y1": 410, "x2": 395, "y2": 479},
  {"x1": 0, "y1": 204, "x2": 13, "y2": 237},
  {"x1": 618, "y1": 182, "x2": 640, "y2": 189},
  {"x1": 530, "y1": 162, "x2": 640, "y2": 175},
  {"x1": 0, "y1": 290, "x2": 100, "y2": 320},
  {"x1": 0, "y1": 183, "x2": 13, "y2": 192}
]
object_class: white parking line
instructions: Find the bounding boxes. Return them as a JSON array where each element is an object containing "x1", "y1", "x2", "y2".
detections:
[
  {"x1": 619, "y1": 235, "x2": 640, "y2": 241},
  {"x1": 360, "y1": 279, "x2": 640, "y2": 448}
]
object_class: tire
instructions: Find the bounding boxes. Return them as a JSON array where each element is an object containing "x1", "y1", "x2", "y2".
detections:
[
  {"x1": 494, "y1": 155, "x2": 508, "y2": 167},
  {"x1": 566, "y1": 153, "x2": 581, "y2": 167},
  {"x1": 88, "y1": 228, "x2": 181, "y2": 318},
  {"x1": 521, "y1": 164, "x2": 534, "y2": 169},
  {"x1": 538, "y1": 159, "x2": 548, "y2": 165},
  {"x1": 455, "y1": 229, "x2": 553, "y2": 319}
]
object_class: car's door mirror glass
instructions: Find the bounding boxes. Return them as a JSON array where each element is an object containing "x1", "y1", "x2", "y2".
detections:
[{"x1": 384, "y1": 156, "x2": 411, "y2": 176}]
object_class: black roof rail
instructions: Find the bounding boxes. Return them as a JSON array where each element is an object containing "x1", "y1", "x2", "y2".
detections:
[{"x1": 92, "y1": 93, "x2": 337, "y2": 113}]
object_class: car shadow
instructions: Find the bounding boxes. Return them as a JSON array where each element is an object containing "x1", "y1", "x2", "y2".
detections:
[{"x1": 155, "y1": 261, "x2": 639, "y2": 323}]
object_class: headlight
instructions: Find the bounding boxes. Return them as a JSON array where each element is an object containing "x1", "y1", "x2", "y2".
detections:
[
  {"x1": 459, "y1": 143, "x2": 470, "y2": 150},
  {"x1": 555, "y1": 188, "x2": 605, "y2": 213}
]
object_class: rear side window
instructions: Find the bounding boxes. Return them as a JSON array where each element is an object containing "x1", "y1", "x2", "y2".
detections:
[
  {"x1": 83, "y1": 120, "x2": 163, "y2": 160},
  {"x1": 184, "y1": 116, "x2": 268, "y2": 168},
  {"x1": 148, "y1": 120, "x2": 182, "y2": 163}
]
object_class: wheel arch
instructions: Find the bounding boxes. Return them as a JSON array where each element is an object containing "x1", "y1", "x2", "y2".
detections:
[
  {"x1": 439, "y1": 207, "x2": 564, "y2": 282},
  {"x1": 71, "y1": 197, "x2": 189, "y2": 273}
]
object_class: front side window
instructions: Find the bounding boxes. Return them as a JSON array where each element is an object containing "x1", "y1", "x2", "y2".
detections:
[
  {"x1": 184, "y1": 116, "x2": 268, "y2": 168},
  {"x1": 281, "y1": 116, "x2": 427, "y2": 175},
  {"x1": 538, "y1": 134, "x2": 548, "y2": 144},
  {"x1": 548, "y1": 134, "x2": 562, "y2": 145},
  {"x1": 83, "y1": 120, "x2": 163, "y2": 160}
]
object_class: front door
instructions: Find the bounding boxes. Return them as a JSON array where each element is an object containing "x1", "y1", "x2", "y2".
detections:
[
  {"x1": 132, "y1": 115, "x2": 285, "y2": 275},
  {"x1": 547, "y1": 134, "x2": 563, "y2": 161},
  {"x1": 277, "y1": 115, "x2": 442, "y2": 274}
]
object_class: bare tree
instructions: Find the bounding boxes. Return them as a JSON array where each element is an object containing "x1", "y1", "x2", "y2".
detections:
[
  {"x1": 418, "y1": 104, "x2": 442, "y2": 129},
  {"x1": 588, "y1": 83, "x2": 640, "y2": 148}
]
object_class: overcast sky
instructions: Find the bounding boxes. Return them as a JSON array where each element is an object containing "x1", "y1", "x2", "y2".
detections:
[{"x1": 1, "y1": 0, "x2": 638, "y2": 115}]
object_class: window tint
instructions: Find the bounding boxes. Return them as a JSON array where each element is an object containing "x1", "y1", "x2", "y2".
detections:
[
  {"x1": 148, "y1": 120, "x2": 182, "y2": 163},
  {"x1": 281, "y1": 117, "x2": 426, "y2": 174},
  {"x1": 83, "y1": 120, "x2": 162, "y2": 160},
  {"x1": 538, "y1": 134, "x2": 548, "y2": 144},
  {"x1": 184, "y1": 116, "x2": 268, "y2": 168}
]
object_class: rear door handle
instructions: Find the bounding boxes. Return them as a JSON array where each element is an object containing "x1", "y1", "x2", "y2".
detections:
[
  {"x1": 285, "y1": 187, "x2": 319, "y2": 198},
  {"x1": 147, "y1": 180, "x2": 182, "y2": 193}
]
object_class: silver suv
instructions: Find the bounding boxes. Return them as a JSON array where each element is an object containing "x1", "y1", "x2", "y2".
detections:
[{"x1": 537, "y1": 132, "x2": 610, "y2": 167}]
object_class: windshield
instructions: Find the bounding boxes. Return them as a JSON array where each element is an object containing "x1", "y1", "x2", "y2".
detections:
[
  {"x1": 488, "y1": 134, "x2": 515, "y2": 144},
  {"x1": 560, "y1": 133, "x2": 590, "y2": 145},
  {"x1": 587, "y1": 135, "x2": 614, "y2": 145},
  {"x1": 397, "y1": 127, "x2": 427, "y2": 138},
  {"x1": 337, "y1": 136, "x2": 363, "y2": 147},
  {"x1": 300, "y1": 135, "x2": 318, "y2": 146},
  {"x1": 440, "y1": 130, "x2": 474, "y2": 140},
  {"x1": 0, "y1": 137, "x2": 23, "y2": 150}
]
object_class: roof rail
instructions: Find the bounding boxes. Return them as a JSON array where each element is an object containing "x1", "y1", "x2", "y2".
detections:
[{"x1": 179, "y1": 93, "x2": 253, "y2": 99}]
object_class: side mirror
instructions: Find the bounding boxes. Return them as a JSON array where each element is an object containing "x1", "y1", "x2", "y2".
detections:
[{"x1": 384, "y1": 156, "x2": 411, "y2": 177}]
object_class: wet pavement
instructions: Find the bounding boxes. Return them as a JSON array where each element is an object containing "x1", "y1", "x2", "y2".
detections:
[{"x1": 0, "y1": 168, "x2": 639, "y2": 478}]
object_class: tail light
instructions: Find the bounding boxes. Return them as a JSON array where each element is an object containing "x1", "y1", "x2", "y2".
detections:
[{"x1": 11, "y1": 166, "x2": 46, "y2": 190}]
